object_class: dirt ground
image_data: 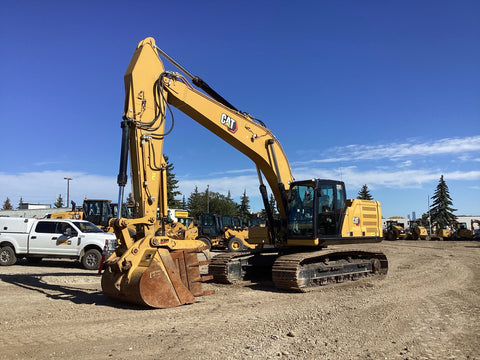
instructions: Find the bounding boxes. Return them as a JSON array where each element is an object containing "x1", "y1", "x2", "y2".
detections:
[{"x1": 0, "y1": 240, "x2": 479, "y2": 360}]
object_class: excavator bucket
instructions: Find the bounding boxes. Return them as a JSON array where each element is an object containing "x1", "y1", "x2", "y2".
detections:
[{"x1": 101, "y1": 247, "x2": 213, "y2": 308}]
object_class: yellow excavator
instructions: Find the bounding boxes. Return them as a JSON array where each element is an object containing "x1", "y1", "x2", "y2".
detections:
[{"x1": 101, "y1": 37, "x2": 388, "y2": 308}]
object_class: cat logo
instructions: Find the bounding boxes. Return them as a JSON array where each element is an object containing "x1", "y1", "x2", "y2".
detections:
[{"x1": 220, "y1": 113, "x2": 238, "y2": 134}]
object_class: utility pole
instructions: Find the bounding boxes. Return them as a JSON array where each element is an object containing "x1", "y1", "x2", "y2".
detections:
[
  {"x1": 427, "y1": 194, "x2": 432, "y2": 236},
  {"x1": 206, "y1": 184, "x2": 209, "y2": 213},
  {"x1": 64, "y1": 177, "x2": 72, "y2": 207}
]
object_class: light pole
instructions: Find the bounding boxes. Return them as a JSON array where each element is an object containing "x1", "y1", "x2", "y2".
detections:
[
  {"x1": 206, "y1": 184, "x2": 209, "y2": 213},
  {"x1": 427, "y1": 194, "x2": 432, "y2": 236},
  {"x1": 64, "y1": 177, "x2": 72, "y2": 207}
]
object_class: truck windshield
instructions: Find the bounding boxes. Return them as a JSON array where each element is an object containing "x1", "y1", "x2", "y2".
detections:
[
  {"x1": 287, "y1": 184, "x2": 314, "y2": 237},
  {"x1": 73, "y1": 221, "x2": 104, "y2": 233}
]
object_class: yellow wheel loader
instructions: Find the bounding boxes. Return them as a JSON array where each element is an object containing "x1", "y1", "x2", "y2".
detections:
[
  {"x1": 101, "y1": 38, "x2": 388, "y2": 308},
  {"x1": 406, "y1": 220, "x2": 429, "y2": 240},
  {"x1": 383, "y1": 220, "x2": 406, "y2": 240},
  {"x1": 452, "y1": 221, "x2": 477, "y2": 240},
  {"x1": 49, "y1": 199, "x2": 120, "y2": 231},
  {"x1": 196, "y1": 214, "x2": 255, "y2": 252},
  {"x1": 430, "y1": 222, "x2": 452, "y2": 240}
]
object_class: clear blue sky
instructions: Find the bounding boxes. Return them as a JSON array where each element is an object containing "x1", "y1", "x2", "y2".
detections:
[{"x1": 1, "y1": 0, "x2": 479, "y2": 218}]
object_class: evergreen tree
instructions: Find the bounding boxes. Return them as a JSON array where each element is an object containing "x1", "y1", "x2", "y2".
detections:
[
  {"x1": 269, "y1": 193, "x2": 279, "y2": 219},
  {"x1": 164, "y1": 155, "x2": 182, "y2": 208},
  {"x1": 18, "y1": 197, "x2": 24, "y2": 209},
  {"x1": 357, "y1": 184, "x2": 373, "y2": 200},
  {"x1": 2, "y1": 197, "x2": 13, "y2": 210},
  {"x1": 54, "y1": 194, "x2": 64, "y2": 208},
  {"x1": 186, "y1": 186, "x2": 239, "y2": 218},
  {"x1": 207, "y1": 190, "x2": 239, "y2": 216},
  {"x1": 430, "y1": 175, "x2": 457, "y2": 228},
  {"x1": 260, "y1": 193, "x2": 278, "y2": 220},
  {"x1": 239, "y1": 190, "x2": 250, "y2": 224},
  {"x1": 187, "y1": 186, "x2": 204, "y2": 218},
  {"x1": 420, "y1": 212, "x2": 431, "y2": 227}
]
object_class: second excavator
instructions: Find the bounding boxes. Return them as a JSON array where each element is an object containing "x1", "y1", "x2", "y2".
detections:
[{"x1": 101, "y1": 37, "x2": 388, "y2": 308}]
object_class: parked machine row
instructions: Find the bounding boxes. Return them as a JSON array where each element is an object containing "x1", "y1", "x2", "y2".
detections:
[{"x1": 383, "y1": 219, "x2": 479, "y2": 241}]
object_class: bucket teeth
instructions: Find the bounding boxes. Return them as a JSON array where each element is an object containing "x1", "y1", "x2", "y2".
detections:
[
  {"x1": 188, "y1": 260, "x2": 211, "y2": 267},
  {"x1": 184, "y1": 245, "x2": 209, "y2": 253}
]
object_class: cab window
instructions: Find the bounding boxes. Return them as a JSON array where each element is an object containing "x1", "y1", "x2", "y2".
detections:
[
  {"x1": 56, "y1": 222, "x2": 76, "y2": 235},
  {"x1": 35, "y1": 221, "x2": 58, "y2": 233},
  {"x1": 287, "y1": 184, "x2": 315, "y2": 237}
]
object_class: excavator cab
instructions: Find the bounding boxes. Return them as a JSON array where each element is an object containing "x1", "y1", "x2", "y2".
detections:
[{"x1": 287, "y1": 179, "x2": 346, "y2": 239}]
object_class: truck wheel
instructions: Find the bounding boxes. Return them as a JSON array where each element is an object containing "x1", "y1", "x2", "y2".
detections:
[
  {"x1": 197, "y1": 237, "x2": 212, "y2": 251},
  {"x1": 82, "y1": 249, "x2": 101, "y2": 270},
  {"x1": 0, "y1": 246, "x2": 17, "y2": 266},
  {"x1": 227, "y1": 237, "x2": 244, "y2": 252}
]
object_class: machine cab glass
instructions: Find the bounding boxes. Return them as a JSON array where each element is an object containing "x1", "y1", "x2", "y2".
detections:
[
  {"x1": 287, "y1": 180, "x2": 346, "y2": 238},
  {"x1": 84, "y1": 200, "x2": 114, "y2": 228}
]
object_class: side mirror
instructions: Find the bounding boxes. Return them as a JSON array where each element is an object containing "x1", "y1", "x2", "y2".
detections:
[{"x1": 63, "y1": 228, "x2": 77, "y2": 237}]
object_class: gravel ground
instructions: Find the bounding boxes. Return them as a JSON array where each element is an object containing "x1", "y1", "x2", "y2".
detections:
[{"x1": 0, "y1": 240, "x2": 479, "y2": 360}]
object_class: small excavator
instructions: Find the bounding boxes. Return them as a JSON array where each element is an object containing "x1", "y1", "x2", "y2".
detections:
[{"x1": 101, "y1": 37, "x2": 388, "y2": 308}]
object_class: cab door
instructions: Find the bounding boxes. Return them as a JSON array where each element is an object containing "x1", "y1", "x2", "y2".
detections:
[
  {"x1": 55, "y1": 222, "x2": 80, "y2": 255},
  {"x1": 316, "y1": 181, "x2": 346, "y2": 236},
  {"x1": 28, "y1": 221, "x2": 78, "y2": 255}
]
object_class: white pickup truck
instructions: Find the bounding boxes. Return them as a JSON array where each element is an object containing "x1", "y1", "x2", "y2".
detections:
[{"x1": 0, "y1": 217, "x2": 117, "y2": 270}]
